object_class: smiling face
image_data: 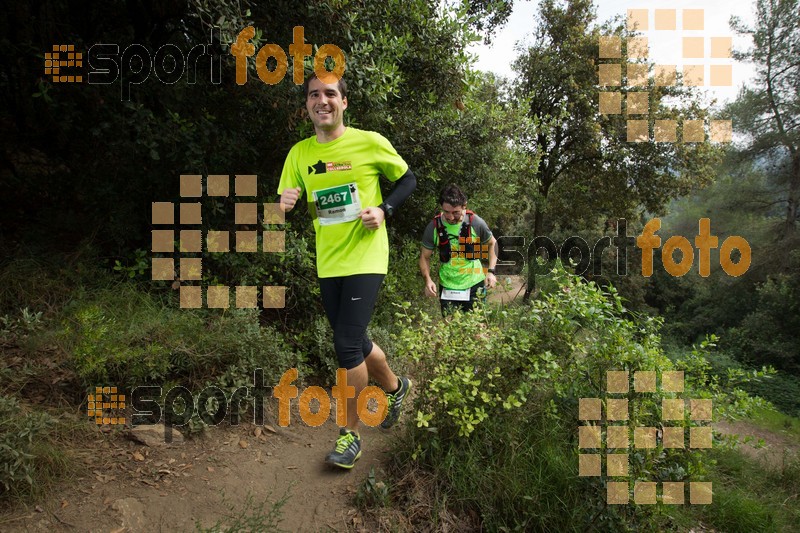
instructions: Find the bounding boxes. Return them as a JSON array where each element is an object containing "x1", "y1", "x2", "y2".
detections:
[
  {"x1": 441, "y1": 202, "x2": 466, "y2": 224},
  {"x1": 306, "y1": 77, "x2": 348, "y2": 141}
]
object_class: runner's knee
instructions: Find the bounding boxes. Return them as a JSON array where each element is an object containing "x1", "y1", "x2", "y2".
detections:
[
  {"x1": 333, "y1": 325, "x2": 368, "y2": 370},
  {"x1": 362, "y1": 338, "x2": 373, "y2": 358}
]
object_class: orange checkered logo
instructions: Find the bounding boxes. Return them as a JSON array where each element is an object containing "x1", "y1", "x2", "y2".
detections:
[
  {"x1": 88, "y1": 386, "x2": 126, "y2": 425},
  {"x1": 599, "y1": 8, "x2": 733, "y2": 143},
  {"x1": 45, "y1": 44, "x2": 83, "y2": 83},
  {"x1": 578, "y1": 370, "x2": 713, "y2": 505},
  {"x1": 152, "y1": 174, "x2": 287, "y2": 309}
]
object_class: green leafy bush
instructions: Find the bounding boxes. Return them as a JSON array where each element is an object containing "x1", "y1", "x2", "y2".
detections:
[
  {"x1": 0, "y1": 307, "x2": 44, "y2": 344},
  {"x1": 724, "y1": 274, "x2": 800, "y2": 375},
  {"x1": 390, "y1": 265, "x2": 767, "y2": 530},
  {"x1": 65, "y1": 303, "x2": 172, "y2": 384},
  {"x1": 376, "y1": 235, "x2": 435, "y2": 324},
  {"x1": 59, "y1": 285, "x2": 304, "y2": 389},
  {"x1": 194, "y1": 313, "x2": 307, "y2": 433},
  {"x1": 356, "y1": 467, "x2": 390, "y2": 509},
  {"x1": 0, "y1": 395, "x2": 57, "y2": 499},
  {"x1": 704, "y1": 349, "x2": 800, "y2": 417}
]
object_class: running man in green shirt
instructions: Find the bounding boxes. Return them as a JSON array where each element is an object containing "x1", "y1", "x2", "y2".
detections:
[
  {"x1": 420, "y1": 184, "x2": 497, "y2": 314},
  {"x1": 278, "y1": 73, "x2": 415, "y2": 469}
]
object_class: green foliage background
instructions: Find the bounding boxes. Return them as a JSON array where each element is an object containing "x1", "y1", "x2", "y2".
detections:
[{"x1": 0, "y1": 0, "x2": 798, "y2": 529}]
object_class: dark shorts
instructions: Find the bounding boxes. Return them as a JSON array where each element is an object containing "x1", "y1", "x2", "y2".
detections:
[
  {"x1": 438, "y1": 280, "x2": 486, "y2": 316},
  {"x1": 318, "y1": 274, "x2": 384, "y2": 370}
]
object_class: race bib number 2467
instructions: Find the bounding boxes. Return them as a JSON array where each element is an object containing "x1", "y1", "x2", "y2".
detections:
[{"x1": 313, "y1": 183, "x2": 361, "y2": 226}]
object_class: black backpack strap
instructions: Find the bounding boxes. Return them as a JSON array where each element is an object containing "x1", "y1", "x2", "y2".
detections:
[
  {"x1": 434, "y1": 214, "x2": 451, "y2": 263},
  {"x1": 458, "y1": 211, "x2": 476, "y2": 259}
]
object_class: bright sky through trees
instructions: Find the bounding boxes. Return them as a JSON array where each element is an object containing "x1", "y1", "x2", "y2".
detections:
[{"x1": 469, "y1": 0, "x2": 758, "y2": 104}]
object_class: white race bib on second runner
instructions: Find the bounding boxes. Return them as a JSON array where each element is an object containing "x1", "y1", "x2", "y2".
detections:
[
  {"x1": 440, "y1": 288, "x2": 471, "y2": 301},
  {"x1": 313, "y1": 182, "x2": 362, "y2": 226}
]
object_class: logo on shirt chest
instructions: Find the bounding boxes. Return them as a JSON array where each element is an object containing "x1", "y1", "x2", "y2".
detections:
[{"x1": 307, "y1": 159, "x2": 353, "y2": 175}]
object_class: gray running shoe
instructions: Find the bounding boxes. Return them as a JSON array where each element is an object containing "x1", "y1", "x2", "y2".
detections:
[
  {"x1": 326, "y1": 428, "x2": 362, "y2": 469},
  {"x1": 380, "y1": 377, "x2": 412, "y2": 429}
]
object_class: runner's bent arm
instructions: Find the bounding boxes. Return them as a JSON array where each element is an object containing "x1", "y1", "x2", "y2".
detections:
[
  {"x1": 381, "y1": 168, "x2": 416, "y2": 211},
  {"x1": 419, "y1": 246, "x2": 437, "y2": 297},
  {"x1": 486, "y1": 235, "x2": 498, "y2": 288},
  {"x1": 362, "y1": 168, "x2": 417, "y2": 229},
  {"x1": 277, "y1": 144, "x2": 304, "y2": 213}
]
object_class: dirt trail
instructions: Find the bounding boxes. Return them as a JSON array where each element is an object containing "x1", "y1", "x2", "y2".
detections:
[
  {"x1": 487, "y1": 275, "x2": 526, "y2": 305},
  {"x1": 2, "y1": 412, "x2": 394, "y2": 532},
  {"x1": 715, "y1": 420, "x2": 800, "y2": 469}
]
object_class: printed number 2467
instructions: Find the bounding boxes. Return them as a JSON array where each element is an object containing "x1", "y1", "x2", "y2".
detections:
[{"x1": 320, "y1": 191, "x2": 348, "y2": 206}]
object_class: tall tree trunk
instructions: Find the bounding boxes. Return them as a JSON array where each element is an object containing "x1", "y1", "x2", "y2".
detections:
[
  {"x1": 523, "y1": 204, "x2": 546, "y2": 301},
  {"x1": 785, "y1": 151, "x2": 800, "y2": 238}
]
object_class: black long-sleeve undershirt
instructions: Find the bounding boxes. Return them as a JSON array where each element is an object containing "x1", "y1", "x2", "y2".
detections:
[{"x1": 383, "y1": 168, "x2": 416, "y2": 211}]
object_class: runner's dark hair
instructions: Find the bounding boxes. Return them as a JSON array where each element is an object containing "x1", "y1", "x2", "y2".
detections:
[
  {"x1": 439, "y1": 184, "x2": 467, "y2": 207},
  {"x1": 303, "y1": 72, "x2": 347, "y2": 99}
]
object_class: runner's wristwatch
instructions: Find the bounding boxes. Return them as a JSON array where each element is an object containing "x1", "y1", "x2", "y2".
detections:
[
  {"x1": 487, "y1": 268, "x2": 496, "y2": 274},
  {"x1": 378, "y1": 202, "x2": 394, "y2": 218}
]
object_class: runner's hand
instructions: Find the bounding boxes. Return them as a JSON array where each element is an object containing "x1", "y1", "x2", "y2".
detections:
[
  {"x1": 280, "y1": 187, "x2": 302, "y2": 212},
  {"x1": 424, "y1": 280, "x2": 437, "y2": 298},
  {"x1": 486, "y1": 272, "x2": 497, "y2": 289},
  {"x1": 359, "y1": 207, "x2": 384, "y2": 230}
]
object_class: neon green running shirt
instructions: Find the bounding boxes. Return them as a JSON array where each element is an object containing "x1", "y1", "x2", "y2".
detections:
[
  {"x1": 278, "y1": 128, "x2": 408, "y2": 278},
  {"x1": 421, "y1": 213, "x2": 493, "y2": 290}
]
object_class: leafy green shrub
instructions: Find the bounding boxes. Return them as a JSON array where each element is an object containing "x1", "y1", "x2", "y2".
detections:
[
  {"x1": 704, "y1": 350, "x2": 800, "y2": 417},
  {"x1": 303, "y1": 316, "x2": 338, "y2": 382},
  {"x1": 356, "y1": 467, "x2": 390, "y2": 509},
  {"x1": 0, "y1": 395, "x2": 58, "y2": 499},
  {"x1": 724, "y1": 274, "x2": 800, "y2": 375},
  {"x1": 112, "y1": 248, "x2": 150, "y2": 280},
  {"x1": 195, "y1": 314, "x2": 307, "y2": 433},
  {"x1": 390, "y1": 265, "x2": 767, "y2": 530},
  {"x1": 376, "y1": 235, "x2": 435, "y2": 325},
  {"x1": 59, "y1": 285, "x2": 304, "y2": 389},
  {"x1": 0, "y1": 307, "x2": 44, "y2": 344},
  {"x1": 66, "y1": 303, "x2": 172, "y2": 384}
]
